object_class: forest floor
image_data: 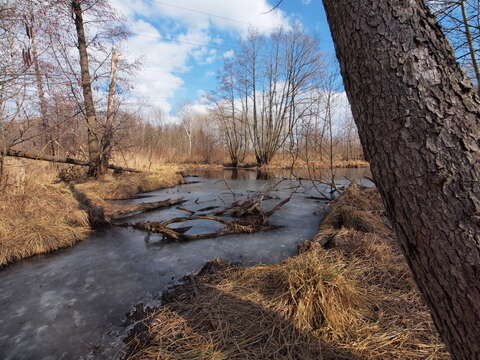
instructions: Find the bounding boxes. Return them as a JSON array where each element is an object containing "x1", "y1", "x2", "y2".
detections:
[
  {"x1": 0, "y1": 158, "x2": 183, "y2": 267},
  {"x1": 122, "y1": 185, "x2": 448, "y2": 360}
]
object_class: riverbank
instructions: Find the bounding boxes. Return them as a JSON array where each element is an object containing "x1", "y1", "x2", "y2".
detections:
[
  {"x1": 123, "y1": 185, "x2": 448, "y2": 360},
  {"x1": 179, "y1": 159, "x2": 369, "y2": 171},
  {"x1": 0, "y1": 159, "x2": 182, "y2": 267}
]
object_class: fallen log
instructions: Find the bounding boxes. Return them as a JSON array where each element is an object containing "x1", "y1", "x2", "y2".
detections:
[
  {"x1": 176, "y1": 206, "x2": 196, "y2": 215},
  {"x1": 119, "y1": 195, "x2": 291, "y2": 242},
  {"x1": 264, "y1": 196, "x2": 292, "y2": 217},
  {"x1": 5, "y1": 149, "x2": 143, "y2": 173},
  {"x1": 126, "y1": 215, "x2": 280, "y2": 242},
  {"x1": 181, "y1": 180, "x2": 201, "y2": 185},
  {"x1": 112, "y1": 198, "x2": 187, "y2": 220},
  {"x1": 305, "y1": 196, "x2": 331, "y2": 201},
  {"x1": 197, "y1": 206, "x2": 220, "y2": 212},
  {"x1": 212, "y1": 196, "x2": 291, "y2": 219}
]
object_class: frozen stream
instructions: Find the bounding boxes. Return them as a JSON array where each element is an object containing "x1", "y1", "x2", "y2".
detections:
[{"x1": 0, "y1": 168, "x2": 370, "y2": 360}]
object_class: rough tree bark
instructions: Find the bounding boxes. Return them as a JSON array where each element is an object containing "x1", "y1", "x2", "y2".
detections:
[
  {"x1": 71, "y1": 0, "x2": 102, "y2": 178},
  {"x1": 322, "y1": 1, "x2": 480, "y2": 359}
]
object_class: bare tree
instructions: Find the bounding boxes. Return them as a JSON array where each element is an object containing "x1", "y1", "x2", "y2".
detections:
[
  {"x1": 234, "y1": 27, "x2": 323, "y2": 166},
  {"x1": 180, "y1": 104, "x2": 194, "y2": 158},
  {"x1": 71, "y1": 0, "x2": 104, "y2": 177},
  {"x1": 0, "y1": 1, "x2": 35, "y2": 181},
  {"x1": 213, "y1": 60, "x2": 248, "y2": 167},
  {"x1": 427, "y1": 0, "x2": 480, "y2": 91},
  {"x1": 99, "y1": 47, "x2": 119, "y2": 174}
]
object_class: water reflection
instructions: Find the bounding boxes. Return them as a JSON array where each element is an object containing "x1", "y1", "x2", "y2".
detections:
[{"x1": 184, "y1": 166, "x2": 371, "y2": 184}]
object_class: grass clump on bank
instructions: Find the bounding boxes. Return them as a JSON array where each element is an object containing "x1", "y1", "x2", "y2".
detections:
[
  {"x1": 0, "y1": 159, "x2": 183, "y2": 266},
  {"x1": 76, "y1": 166, "x2": 182, "y2": 201},
  {"x1": 123, "y1": 185, "x2": 448, "y2": 360},
  {"x1": 0, "y1": 160, "x2": 90, "y2": 266}
]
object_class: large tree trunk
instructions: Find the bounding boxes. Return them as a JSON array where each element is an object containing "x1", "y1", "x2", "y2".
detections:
[
  {"x1": 322, "y1": 1, "x2": 480, "y2": 359},
  {"x1": 71, "y1": 0, "x2": 102, "y2": 178}
]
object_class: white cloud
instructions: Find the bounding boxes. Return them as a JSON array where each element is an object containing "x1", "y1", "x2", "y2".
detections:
[
  {"x1": 302, "y1": 0, "x2": 312, "y2": 5},
  {"x1": 118, "y1": 19, "x2": 211, "y2": 119},
  {"x1": 110, "y1": 0, "x2": 292, "y2": 120},
  {"x1": 223, "y1": 50, "x2": 234, "y2": 59},
  {"x1": 113, "y1": 0, "x2": 291, "y2": 35}
]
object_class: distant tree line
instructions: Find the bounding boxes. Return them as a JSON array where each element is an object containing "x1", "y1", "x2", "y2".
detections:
[{"x1": 0, "y1": 0, "x2": 364, "y2": 183}]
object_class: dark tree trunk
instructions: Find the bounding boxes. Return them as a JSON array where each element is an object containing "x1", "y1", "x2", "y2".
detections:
[
  {"x1": 322, "y1": 1, "x2": 480, "y2": 359},
  {"x1": 71, "y1": 0, "x2": 102, "y2": 178}
]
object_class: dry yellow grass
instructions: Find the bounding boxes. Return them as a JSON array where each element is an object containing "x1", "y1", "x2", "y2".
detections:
[
  {"x1": 123, "y1": 186, "x2": 448, "y2": 360},
  {"x1": 0, "y1": 159, "x2": 90, "y2": 266},
  {"x1": 76, "y1": 167, "x2": 182, "y2": 200},
  {"x1": 262, "y1": 156, "x2": 369, "y2": 170},
  {"x1": 0, "y1": 157, "x2": 183, "y2": 266}
]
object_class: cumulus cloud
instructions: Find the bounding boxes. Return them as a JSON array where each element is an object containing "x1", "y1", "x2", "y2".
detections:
[
  {"x1": 109, "y1": 0, "x2": 292, "y2": 121},
  {"x1": 118, "y1": 19, "x2": 211, "y2": 116},
  {"x1": 113, "y1": 0, "x2": 290, "y2": 35}
]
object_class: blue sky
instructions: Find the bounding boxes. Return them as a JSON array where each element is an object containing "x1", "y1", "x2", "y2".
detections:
[{"x1": 110, "y1": 0, "x2": 336, "y2": 120}]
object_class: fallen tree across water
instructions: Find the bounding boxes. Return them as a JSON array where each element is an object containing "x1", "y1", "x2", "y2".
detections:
[
  {"x1": 118, "y1": 195, "x2": 291, "y2": 242},
  {"x1": 111, "y1": 198, "x2": 187, "y2": 220},
  {"x1": 127, "y1": 215, "x2": 280, "y2": 242}
]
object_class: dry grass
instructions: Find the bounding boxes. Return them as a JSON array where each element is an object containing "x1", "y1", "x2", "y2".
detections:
[
  {"x1": 0, "y1": 157, "x2": 183, "y2": 266},
  {"x1": 74, "y1": 166, "x2": 182, "y2": 219},
  {"x1": 0, "y1": 159, "x2": 90, "y2": 266},
  {"x1": 123, "y1": 186, "x2": 449, "y2": 360},
  {"x1": 263, "y1": 156, "x2": 369, "y2": 170},
  {"x1": 76, "y1": 167, "x2": 182, "y2": 200}
]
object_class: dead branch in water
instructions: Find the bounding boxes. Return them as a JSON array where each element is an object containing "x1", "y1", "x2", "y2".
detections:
[
  {"x1": 112, "y1": 198, "x2": 187, "y2": 220},
  {"x1": 119, "y1": 196, "x2": 291, "y2": 242},
  {"x1": 176, "y1": 206, "x2": 196, "y2": 215},
  {"x1": 126, "y1": 215, "x2": 280, "y2": 242}
]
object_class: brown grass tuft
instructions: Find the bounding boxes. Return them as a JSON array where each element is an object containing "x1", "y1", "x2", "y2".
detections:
[
  {"x1": 75, "y1": 167, "x2": 182, "y2": 201},
  {"x1": 0, "y1": 163, "x2": 90, "y2": 266},
  {"x1": 123, "y1": 186, "x2": 449, "y2": 360}
]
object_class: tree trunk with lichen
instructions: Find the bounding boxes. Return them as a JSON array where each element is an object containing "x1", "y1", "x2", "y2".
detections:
[{"x1": 322, "y1": 1, "x2": 480, "y2": 359}]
